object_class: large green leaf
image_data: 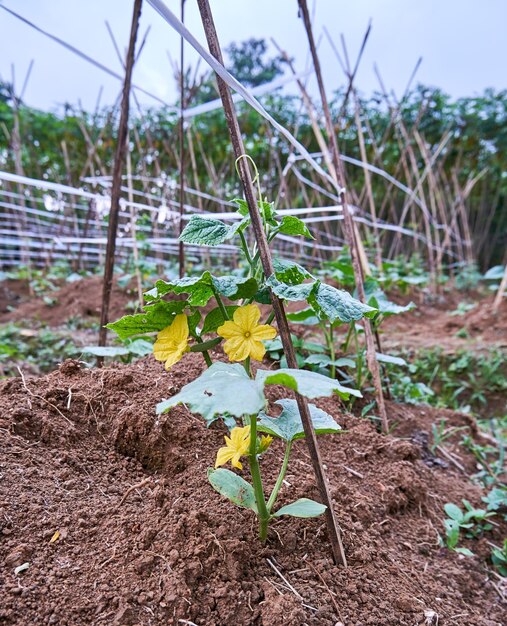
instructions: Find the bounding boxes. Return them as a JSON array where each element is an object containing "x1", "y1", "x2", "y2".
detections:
[
  {"x1": 309, "y1": 282, "x2": 377, "y2": 323},
  {"x1": 208, "y1": 468, "x2": 257, "y2": 512},
  {"x1": 277, "y1": 216, "x2": 314, "y2": 239},
  {"x1": 202, "y1": 306, "x2": 239, "y2": 334},
  {"x1": 149, "y1": 273, "x2": 215, "y2": 306},
  {"x1": 106, "y1": 300, "x2": 186, "y2": 339},
  {"x1": 266, "y1": 276, "x2": 314, "y2": 301},
  {"x1": 147, "y1": 273, "x2": 257, "y2": 307},
  {"x1": 212, "y1": 275, "x2": 258, "y2": 300},
  {"x1": 258, "y1": 398, "x2": 341, "y2": 442},
  {"x1": 286, "y1": 307, "x2": 319, "y2": 325},
  {"x1": 273, "y1": 258, "x2": 314, "y2": 285},
  {"x1": 256, "y1": 368, "x2": 362, "y2": 399},
  {"x1": 364, "y1": 282, "x2": 415, "y2": 316},
  {"x1": 180, "y1": 215, "x2": 230, "y2": 246},
  {"x1": 156, "y1": 362, "x2": 265, "y2": 422},
  {"x1": 272, "y1": 498, "x2": 326, "y2": 518}
]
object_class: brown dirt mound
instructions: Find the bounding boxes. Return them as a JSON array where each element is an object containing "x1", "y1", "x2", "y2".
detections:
[
  {"x1": 383, "y1": 294, "x2": 507, "y2": 353},
  {"x1": 0, "y1": 356, "x2": 505, "y2": 625},
  {"x1": 0, "y1": 276, "x2": 135, "y2": 325}
]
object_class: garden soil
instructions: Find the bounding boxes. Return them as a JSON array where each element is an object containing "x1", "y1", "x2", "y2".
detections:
[
  {"x1": 0, "y1": 355, "x2": 505, "y2": 625},
  {"x1": 0, "y1": 276, "x2": 134, "y2": 325}
]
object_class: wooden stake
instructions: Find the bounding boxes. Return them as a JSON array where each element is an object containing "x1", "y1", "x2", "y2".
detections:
[
  {"x1": 297, "y1": 0, "x2": 388, "y2": 434},
  {"x1": 196, "y1": 0, "x2": 347, "y2": 567},
  {"x1": 98, "y1": 0, "x2": 143, "y2": 350},
  {"x1": 178, "y1": 0, "x2": 186, "y2": 277}
]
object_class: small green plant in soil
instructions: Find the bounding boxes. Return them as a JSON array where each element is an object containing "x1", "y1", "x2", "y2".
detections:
[
  {"x1": 389, "y1": 348, "x2": 507, "y2": 417},
  {"x1": 443, "y1": 500, "x2": 495, "y2": 556},
  {"x1": 108, "y1": 164, "x2": 377, "y2": 541},
  {"x1": 0, "y1": 322, "x2": 78, "y2": 376}
]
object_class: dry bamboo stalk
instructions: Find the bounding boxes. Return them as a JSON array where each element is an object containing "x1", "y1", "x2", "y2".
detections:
[
  {"x1": 178, "y1": 0, "x2": 186, "y2": 277},
  {"x1": 297, "y1": 0, "x2": 388, "y2": 434},
  {"x1": 98, "y1": 0, "x2": 143, "y2": 350},
  {"x1": 196, "y1": 0, "x2": 348, "y2": 568},
  {"x1": 126, "y1": 140, "x2": 144, "y2": 306}
]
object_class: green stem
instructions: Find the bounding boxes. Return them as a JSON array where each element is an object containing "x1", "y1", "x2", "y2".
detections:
[
  {"x1": 238, "y1": 230, "x2": 254, "y2": 271},
  {"x1": 329, "y1": 324, "x2": 336, "y2": 380},
  {"x1": 248, "y1": 414, "x2": 270, "y2": 541},
  {"x1": 191, "y1": 333, "x2": 213, "y2": 368},
  {"x1": 243, "y1": 356, "x2": 251, "y2": 377},
  {"x1": 264, "y1": 310, "x2": 275, "y2": 325},
  {"x1": 267, "y1": 441, "x2": 292, "y2": 513},
  {"x1": 213, "y1": 289, "x2": 230, "y2": 321},
  {"x1": 342, "y1": 322, "x2": 354, "y2": 352}
]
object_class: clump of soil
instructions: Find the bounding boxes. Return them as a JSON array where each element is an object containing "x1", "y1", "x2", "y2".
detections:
[
  {"x1": 0, "y1": 276, "x2": 135, "y2": 325},
  {"x1": 383, "y1": 294, "x2": 507, "y2": 352},
  {"x1": 0, "y1": 356, "x2": 505, "y2": 625}
]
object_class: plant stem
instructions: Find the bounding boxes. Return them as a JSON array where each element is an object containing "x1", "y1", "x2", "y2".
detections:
[
  {"x1": 248, "y1": 414, "x2": 270, "y2": 541},
  {"x1": 328, "y1": 324, "x2": 336, "y2": 379},
  {"x1": 213, "y1": 289, "x2": 230, "y2": 321},
  {"x1": 191, "y1": 333, "x2": 213, "y2": 367},
  {"x1": 238, "y1": 230, "x2": 254, "y2": 270},
  {"x1": 267, "y1": 441, "x2": 292, "y2": 512},
  {"x1": 264, "y1": 310, "x2": 275, "y2": 325}
]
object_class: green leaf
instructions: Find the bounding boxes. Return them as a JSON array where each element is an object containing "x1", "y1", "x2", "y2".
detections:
[
  {"x1": 106, "y1": 300, "x2": 186, "y2": 339},
  {"x1": 180, "y1": 215, "x2": 229, "y2": 246},
  {"x1": 202, "y1": 306, "x2": 239, "y2": 334},
  {"x1": 256, "y1": 368, "x2": 362, "y2": 400},
  {"x1": 227, "y1": 216, "x2": 250, "y2": 238},
  {"x1": 286, "y1": 307, "x2": 319, "y2": 325},
  {"x1": 445, "y1": 503, "x2": 464, "y2": 522},
  {"x1": 156, "y1": 362, "x2": 265, "y2": 422},
  {"x1": 304, "y1": 354, "x2": 331, "y2": 367},
  {"x1": 254, "y1": 286, "x2": 272, "y2": 304},
  {"x1": 266, "y1": 276, "x2": 314, "y2": 301},
  {"x1": 444, "y1": 519, "x2": 460, "y2": 548},
  {"x1": 273, "y1": 258, "x2": 314, "y2": 285},
  {"x1": 483, "y1": 265, "x2": 505, "y2": 280},
  {"x1": 124, "y1": 338, "x2": 153, "y2": 356},
  {"x1": 277, "y1": 215, "x2": 314, "y2": 239},
  {"x1": 232, "y1": 197, "x2": 249, "y2": 216},
  {"x1": 187, "y1": 309, "x2": 202, "y2": 335},
  {"x1": 375, "y1": 352, "x2": 407, "y2": 366},
  {"x1": 258, "y1": 398, "x2": 341, "y2": 442},
  {"x1": 151, "y1": 273, "x2": 214, "y2": 306},
  {"x1": 454, "y1": 547, "x2": 475, "y2": 557},
  {"x1": 208, "y1": 468, "x2": 257, "y2": 512},
  {"x1": 272, "y1": 498, "x2": 326, "y2": 518},
  {"x1": 212, "y1": 275, "x2": 258, "y2": 300},
  {"x1": 364, "y1": 281, "x2": 415, "y2": 316},
  {"x1": 259, "y1": 200, "x2": 277, "y2": 223},
  {"x1": 309, "y1": 282, "x2": 377, "y2": 323}
]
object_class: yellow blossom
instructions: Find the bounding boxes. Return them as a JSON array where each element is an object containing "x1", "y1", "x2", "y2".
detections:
[
  {"x1": 217, "y1": 304, "x2": 277, "y2": 362},
  {"x1": 153, "y1": 314, "x2": 189, "y2": 370},
  {"x1": 258, "y1": 435, "x2": 273, "y2": 454},
  {"x1": 215, "y1": 425, "x2": 251, "y2": 470}
]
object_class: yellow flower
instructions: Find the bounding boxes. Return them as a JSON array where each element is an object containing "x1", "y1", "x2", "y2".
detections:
[
  {"x1": 258, "y1": 435, "x2": 273, "y2": 454},
  {"x1": 153, "y1": 313, "x2": 189, "y2": 370},
  {"x1": 217, "y1": 304, "x2": 277, "y2": 362},
  {"x1": 215, "y1": 425, "x2": 251, "y2": 470}
]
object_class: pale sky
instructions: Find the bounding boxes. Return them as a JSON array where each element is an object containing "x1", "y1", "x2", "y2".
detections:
[{"x1": 0, "y1": 0, "x2": 506, "y2": 112}]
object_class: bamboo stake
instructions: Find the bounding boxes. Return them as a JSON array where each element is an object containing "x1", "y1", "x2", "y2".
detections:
[
  {"x1": 98, "y1": 0, "x2": 143, "y2": 350},
  {"x1": 297, "y1": 0, "x2": 388, "y2": 434},
  {"x1": 196, "y1": 0, "x2": 347, "y2": 568},
  {"x1": 178, "y1": 0, "x2": 186, "y2": 277}
]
